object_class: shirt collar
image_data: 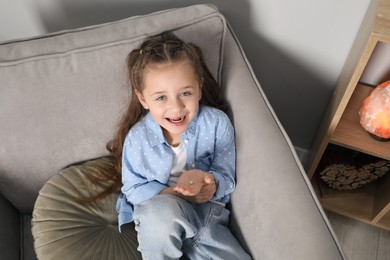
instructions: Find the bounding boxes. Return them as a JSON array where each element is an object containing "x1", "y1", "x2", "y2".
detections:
[
  {"x1": 144, "y1": 113, "x2": 166, "y2": 147},
  {"x1": 144, "y1": 105, "x2": 202, "y2": 147}
]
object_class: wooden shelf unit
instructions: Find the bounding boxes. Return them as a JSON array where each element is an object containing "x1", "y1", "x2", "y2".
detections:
[{"x1": 306, "y1": 0, "x2": 390, "y2": 230}]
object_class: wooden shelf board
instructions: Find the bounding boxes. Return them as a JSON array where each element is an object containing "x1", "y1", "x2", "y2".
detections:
[
  {"x1": 312, "y1": 169, "x2": 390, "y2": 231},
  {"x1": 377, "y1": 211, "x2": 390, "y2": 230},
  {"x1": 320, "y1": 195, "x2": 375, "y2": 224},
  {"x1": 313, "y1": 178, "x2": 368, "y2": 216},
  {"x1": 331, "y1": 84, "x2": 390, "y2": 160},
  {"x1": 372, "y1": 174, "x2": 390, "y2": 222},
  {"x1": 321, "y1": 199, "x2": 390, "y2": 231},
  {"x1": 374, "y1": 0, "x2": 390, "y2": 41}
]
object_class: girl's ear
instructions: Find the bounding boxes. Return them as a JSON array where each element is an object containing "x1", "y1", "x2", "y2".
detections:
[{"x1": 135, "y1": 89, "x2": 149, "y2": 110}]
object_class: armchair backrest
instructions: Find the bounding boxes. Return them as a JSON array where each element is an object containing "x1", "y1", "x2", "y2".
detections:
[{"x1": 0, "y1": 5, "x2": 225, "y2": 213}]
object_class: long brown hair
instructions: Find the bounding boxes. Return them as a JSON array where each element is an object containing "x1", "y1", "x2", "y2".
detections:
[{"x1": 88, "y1": 31, "x2": 225, "y2": 201}]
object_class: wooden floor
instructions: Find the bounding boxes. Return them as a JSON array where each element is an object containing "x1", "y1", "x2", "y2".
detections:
[{"x1": 327, "y1": 211, "x2": 390, "y2": 260}]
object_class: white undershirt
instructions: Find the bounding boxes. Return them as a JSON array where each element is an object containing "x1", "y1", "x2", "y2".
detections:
[{"x1": 167, "y1": 141, "x2": 187, "y2": 187}]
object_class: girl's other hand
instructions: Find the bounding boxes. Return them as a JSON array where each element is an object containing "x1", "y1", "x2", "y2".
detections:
[{"x1": 190, "y1": 180, "x2": 216, "y2": 203}]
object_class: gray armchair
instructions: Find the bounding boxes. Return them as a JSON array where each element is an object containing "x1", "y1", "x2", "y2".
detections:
[{"x1": 0, "y1": 5, "x2": 345, "y2": 259}]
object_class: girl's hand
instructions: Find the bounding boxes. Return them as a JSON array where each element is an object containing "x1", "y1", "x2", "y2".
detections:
[
  {"x1": 160, "y1": 181, "x2": 216, "y2": 204},
  {"x1": 174, "y1": 170, "x2": 214, "y2": 196},
  {"x1": 188, "y1": 180, "x2": 216, "y2": 203}
]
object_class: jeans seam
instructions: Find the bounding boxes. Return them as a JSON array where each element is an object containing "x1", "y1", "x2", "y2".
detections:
[{"x1": 186, "y1": 204, "x2": 219, "y2": 259}]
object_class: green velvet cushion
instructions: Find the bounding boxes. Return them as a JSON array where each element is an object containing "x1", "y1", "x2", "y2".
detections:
[{"x1": 32, "y1": 157, "x2": 141, "y2": 260}]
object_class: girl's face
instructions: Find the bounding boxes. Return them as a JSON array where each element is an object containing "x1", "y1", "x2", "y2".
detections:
[{"x1": 136, "y1": 61, "x2": 202, "y2": 146}]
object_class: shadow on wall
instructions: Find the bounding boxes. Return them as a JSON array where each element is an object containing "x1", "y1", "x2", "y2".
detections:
[
  {"x1": 243, "y1": 35, "x2": 332, "y2": 151},
  {"x1": 35, "y1": 0, "x2": 333, "y2": 151}
]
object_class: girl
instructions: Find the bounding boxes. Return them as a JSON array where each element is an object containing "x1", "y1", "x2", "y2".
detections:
[{"x1": 110, "y1": 32, "x2": 251, "y2": 259}]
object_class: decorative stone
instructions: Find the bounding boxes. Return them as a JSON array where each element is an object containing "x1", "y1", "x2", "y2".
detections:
[{"x1": 360, "y1": 80, "x2": 390, "y2": 139}]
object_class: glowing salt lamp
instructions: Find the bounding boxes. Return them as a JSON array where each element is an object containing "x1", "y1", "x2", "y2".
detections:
[{"x1": 359, "y1": 80, "x2": 390, "y2": 140}]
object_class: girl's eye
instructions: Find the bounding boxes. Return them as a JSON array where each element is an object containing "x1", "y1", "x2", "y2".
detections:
[
  {"x1": 156, "y1": 96, "x2": 166, "y2": 101},
  {"x1": 181, "y1": 91, "x2": 191, "y2": 97}
]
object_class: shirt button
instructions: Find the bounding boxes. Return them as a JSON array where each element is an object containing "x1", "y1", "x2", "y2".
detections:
[
  {"x1": 184, "y1": 139, "x2": 189, "y2": 144},
  {"x1": 191, "y1": 163, "x2": 196, "y2": 168}
]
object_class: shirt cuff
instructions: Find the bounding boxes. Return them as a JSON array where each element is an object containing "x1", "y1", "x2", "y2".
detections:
[{"x1": 210, "y1": 171, "x2": 235, "y2": 201}]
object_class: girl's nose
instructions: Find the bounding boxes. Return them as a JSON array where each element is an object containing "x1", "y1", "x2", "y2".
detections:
[{"x1": 170, "y1": 97, "x2": 184, "y2": 111}]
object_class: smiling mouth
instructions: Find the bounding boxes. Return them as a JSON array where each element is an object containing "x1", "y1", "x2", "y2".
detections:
[{"x1": 167, "y1": 116, "x2": 186, "y2": 124}]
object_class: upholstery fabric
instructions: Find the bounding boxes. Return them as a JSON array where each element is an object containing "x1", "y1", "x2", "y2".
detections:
[
  {"x1": 0, "y1": 4, "x2": 226, "y2": 214},
  {"x1": 32, "y1": 157, "x2": 142, "y2": 260}
]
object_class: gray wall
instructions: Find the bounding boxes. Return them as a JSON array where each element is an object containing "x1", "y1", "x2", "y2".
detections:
[{"x1": 1, "y1": 0, "x2": 378, "y2": 156}]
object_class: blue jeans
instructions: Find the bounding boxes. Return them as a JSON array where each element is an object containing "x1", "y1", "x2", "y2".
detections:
[{"x1": 133, "y1": 194, "x2": 252, "y2": 260}]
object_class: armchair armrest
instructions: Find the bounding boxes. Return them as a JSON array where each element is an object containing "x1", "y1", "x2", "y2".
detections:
[{"x1": 221, "y1": 28, "x2": 345, "y2": 259}]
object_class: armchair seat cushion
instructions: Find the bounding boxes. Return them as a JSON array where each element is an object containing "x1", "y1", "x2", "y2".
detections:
[{"x1": 32, "y1": 157, "x2": 142, "y2": 260}]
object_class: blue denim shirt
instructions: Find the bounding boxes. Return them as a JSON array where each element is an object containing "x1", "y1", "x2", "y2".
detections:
[{"x1": 117, "y1": 105, "x2": 236, "y2": 229}]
